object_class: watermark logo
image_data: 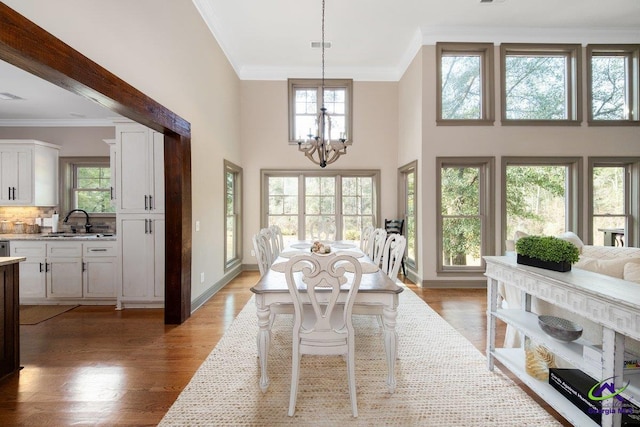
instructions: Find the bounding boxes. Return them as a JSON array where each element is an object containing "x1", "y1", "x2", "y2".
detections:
[{"x1": 588, "y1": 376, "x2": 630, "y2": 402}]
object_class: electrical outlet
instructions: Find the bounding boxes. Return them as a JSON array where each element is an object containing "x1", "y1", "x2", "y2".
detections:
[
  {"x1": 200, "y1": 272, "x2": 205, "y2": 283},
  {"x1": 251, "y1": 249, "x2": 255, "y2": 257},
  {"x1": 195, "y1": 221, "x2": 200, "y2": 232}
]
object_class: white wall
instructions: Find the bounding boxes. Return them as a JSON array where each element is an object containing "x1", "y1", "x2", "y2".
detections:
[
  {"x1": 240, "y1": 80, "x2": 399, "y2": 262},
  {"x1": 3, "y1": 0, "x2": 242, "y2": 302}
]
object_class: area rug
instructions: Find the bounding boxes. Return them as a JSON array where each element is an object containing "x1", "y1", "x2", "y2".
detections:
[
  {"x1": 159, "y1": 288, "x2": 562, "y2": 426},
  {"x1": 19, "y1": 305, "x2": 78, "y2": 325}
]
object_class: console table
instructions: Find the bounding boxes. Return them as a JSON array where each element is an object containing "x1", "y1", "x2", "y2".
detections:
[{"x1": 484, "y1": 256, "x2": 640, "y2": 427}]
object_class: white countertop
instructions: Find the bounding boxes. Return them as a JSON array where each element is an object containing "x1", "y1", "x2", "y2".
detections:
[
  {"x1": 0, "y1": 233, "x2": 117, "y2": 241},
  {"x1": 0, "y1": 256, "x2": 26, "y2": 265}
]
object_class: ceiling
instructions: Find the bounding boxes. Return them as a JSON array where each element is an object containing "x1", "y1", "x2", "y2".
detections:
[
  {"x1": 194, "y1": 0, "x2": 640, "y2": 81},
  {"x1": 0, "y1": 0, "x2": 638, "y2": 125}
]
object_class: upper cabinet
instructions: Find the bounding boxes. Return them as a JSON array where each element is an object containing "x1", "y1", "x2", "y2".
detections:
[
  {"x1": 115, "y1": 123, "x2": 164, "y2": 214},
  {"x1": 0, "y1": 140, "x2": 60, "y2": 206}
]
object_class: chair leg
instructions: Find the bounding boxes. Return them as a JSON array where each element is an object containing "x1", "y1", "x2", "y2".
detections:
[
  {"x1": 288, "y1": 351, "x2": 301, "y2": 416},
  {"x1": 347, "y1": 345, "x2": 358, "y2": 417}
]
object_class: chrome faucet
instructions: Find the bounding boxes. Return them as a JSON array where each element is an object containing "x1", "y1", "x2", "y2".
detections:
[{"x1": 63, "y1": 209, "x2": 92, "y2": 233}]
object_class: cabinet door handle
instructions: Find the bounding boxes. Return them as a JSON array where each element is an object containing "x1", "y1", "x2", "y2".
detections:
[
  {"x1": 148, "y1": 219, "x2": 153, "y2": 234},
  {"x1": 45, "y1": 263, "x2": 49, "y2": 273},
  {"x1": 144, "y1": 195, "x2": 148, "y2": 210},
  {"x1": 39, "y1": 262, "x2": 43, "y2": 272},
  {"x1": 110, "y1": 187, "x2": 114, "y2": 200},
  {"x1": 149, "y1": 195, "x2": 153, "y2": 210},
  {"x1": 144, "y1": 218, "x2": 148, "y2": 234},
  {"x1": 89, "y1": 248, "x2": 108, "y2": 252},
  {"x1": 82, "y1": 262, "x2": 86, "y2": 272},
  {"x1": 12, "y1": 187, "x2": 16, "y2": 200}
]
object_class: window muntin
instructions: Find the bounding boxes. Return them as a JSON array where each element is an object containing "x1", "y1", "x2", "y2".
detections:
[
  {"x1": 263, "y1": 170, "x2": 379, "y2": 243},
  {"x1": 587, "y1": 45, "x2": 640, "y2": 125},
  {"x1": 401, "y1": 163, "x2": 418, "y2": 270},
  {"x1": 288, "y1": 79, "x2": 353, "y2": 142},
  {"x1": 224, "y1": 160, "x2": 242, "y2": 270},
  {"x1": 436, "y1": 43, "x2": 495, "y2": 125},
  {"x1": 501, "y1": 44, "x2": 581, "y2": 125},
  {"x1": 437, "y1": 158, "x2": 493, "y2": 273}
]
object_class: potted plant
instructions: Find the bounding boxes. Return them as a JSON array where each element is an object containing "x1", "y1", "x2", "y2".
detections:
[{"x1": 515, "y1": 235, "x2": 580, "y2": 272}]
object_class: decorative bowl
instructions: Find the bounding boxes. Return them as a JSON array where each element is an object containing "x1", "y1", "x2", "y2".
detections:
[{"x1": 538, "y1": 315, "x2": 583, "y2": 342}]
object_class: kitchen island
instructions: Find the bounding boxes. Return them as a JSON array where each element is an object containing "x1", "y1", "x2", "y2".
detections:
[{"x1": 0, "y1": 256, "x2": 26, "y2": 381}]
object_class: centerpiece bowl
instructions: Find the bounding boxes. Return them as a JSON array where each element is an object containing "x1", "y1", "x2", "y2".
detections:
[{"x1": 538, "y1": 315, "x2": 583, "y2": 342}]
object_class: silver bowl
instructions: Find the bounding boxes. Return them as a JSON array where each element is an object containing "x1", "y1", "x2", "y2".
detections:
[{"x1": 538, "y1": 315, "x2": 583, "y2": 342}]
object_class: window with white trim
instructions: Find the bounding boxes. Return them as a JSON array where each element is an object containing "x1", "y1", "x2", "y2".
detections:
[
  {"x1": 60, "y1": 157, "x2": 114, "y2": 216},
  {"x1": 224, "y1": 160, "x2": 242, "y2": 270}
]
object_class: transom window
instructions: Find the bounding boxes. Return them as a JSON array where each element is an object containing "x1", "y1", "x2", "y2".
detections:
[
  {"x1": 288, "y1": 79, "x2": 353, "y2": 142},
  {"x1": 587, "y1": 44, "x2": 640, "y2": 125},
  {"x1": 501, "y1": 44, "x2": 581, "y2": 125},
  {"x1": 436, "y1": 42, "x2": 495, "y2": 125},
  {"x1": 262, "y1": 170, "x2": 379, "y2": 244}
]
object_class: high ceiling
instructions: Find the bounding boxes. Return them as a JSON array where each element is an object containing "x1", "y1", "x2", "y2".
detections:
[
  {"x1": 194, "y1": 0, "x2": 640, "y2": 81},
  {"x1": 0, "y1": 0, "x2": 638, "y2": 124}
]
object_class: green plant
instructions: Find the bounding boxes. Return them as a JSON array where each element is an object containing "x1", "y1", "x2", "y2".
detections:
[{"x1": 515, "y1": 235, "x2": 580, "y2": 264}]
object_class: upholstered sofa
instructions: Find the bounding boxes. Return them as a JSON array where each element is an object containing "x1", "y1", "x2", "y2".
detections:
[{"x1": 501, "y1": 231, "x2": 640, "y2": 357}]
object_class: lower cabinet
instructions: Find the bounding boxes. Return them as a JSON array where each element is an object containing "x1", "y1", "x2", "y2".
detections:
[
  {"x1": 10, "y1": 240, "x2": 117, "y2": 304},
  {"x1": 118, "y1": 215, "x2": 164, "y2": 308}
]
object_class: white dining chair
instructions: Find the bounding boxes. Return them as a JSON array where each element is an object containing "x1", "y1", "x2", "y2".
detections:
[
  {"x1": 252, "y1": 232, "x2": 272, "y2": 275},
  {"x1": 284, "y1": 253, "x2": 362, "y2": 418},
  {"x1": 359, "y1": 225, "x2": 374, "y2": 252},
  {"x1": 368, "y1": 228, "x2": 387, "y2": 266},
  {"x1": 381, "y1": 234, "x2": 406, "y2": 283},
  {"x1": 269, "y1": 225, "x2": 284, "y2": 259},
  {"x1": 309, "y1": 218, "x2": 336, "y2": 241}
]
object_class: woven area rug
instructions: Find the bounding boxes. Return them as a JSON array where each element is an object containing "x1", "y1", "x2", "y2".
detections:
[
  {"x1": 19, "y1": 305, "x2": 78, "y2": 325},
  {"x1": 159, "y1": 288, "x2": 562, "y2": 426}
]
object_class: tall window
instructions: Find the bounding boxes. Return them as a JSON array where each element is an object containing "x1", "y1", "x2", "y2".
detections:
[
  {"x1": 399, "y1": 161, "x2": 418, "y2": 271},
  {"x1": 288, "y1": 79, "x2": 353, "y2": 142},
  {"x1": 502, "y1": 157, "x2": 581, "y2": 246},
  {"x1": 589, "y1": 158, "x2": 640, "y2": 247},
  {"x1": 501, "y1": 44, "x2": 581, "y2": 124},
  {"x1": 437, "y1": 158, "x2": 494, "y2": 273},
  {"x1": 224, "y1": 160, "x2": 242, "y2": 270},
  {"x1": 263, "y1": 170, "x2": 379, "y2": 243},
  {"x1": 436, "y1": 42, "x2": 495, "y2": 125},
  {"x1": 587, "y1": 44, "x2": 640, "y2": 125},
  {"x1": 60, "y1": 157, "x2": 114, "y2": 215}
]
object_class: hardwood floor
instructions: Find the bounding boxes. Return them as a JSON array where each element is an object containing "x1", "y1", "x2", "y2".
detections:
[{"x1": 0, "y1": 271, "x2": 569, "y2": 426}]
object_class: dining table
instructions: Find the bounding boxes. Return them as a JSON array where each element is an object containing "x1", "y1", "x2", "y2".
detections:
[{"x1": 250, "y1": 240, "x2": 404, "y2": 394}]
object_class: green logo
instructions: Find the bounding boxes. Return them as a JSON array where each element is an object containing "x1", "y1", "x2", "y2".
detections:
[{"x1": 588, "y1": 376, "x2": 630, "y2": 402}]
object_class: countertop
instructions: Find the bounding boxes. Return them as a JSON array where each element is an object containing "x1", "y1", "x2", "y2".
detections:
[
  {"x1": 0, "y1": 233, "x2": 117, "y2": 241},
  {"x1": 0, "y1": 257, "x2": 26, "y2": 266}
]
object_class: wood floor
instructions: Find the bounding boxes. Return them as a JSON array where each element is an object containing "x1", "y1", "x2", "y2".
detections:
[{"x1": 0, "y1": 271, "x2": 569, "y2": 426}]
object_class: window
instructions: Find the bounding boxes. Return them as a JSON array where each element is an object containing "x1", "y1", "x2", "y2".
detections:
[
  {"x1": 502, "y1": 157, "x2": 582, "y2": 249},
  {"x1": 588, "y1": 158, "x2": 639, "y2": 247},
  {"x1": 399, "y1": 161, "x2": 418, "y2": 272},
  {"x1": 288, "y1": 79, "x2": 353, "y2": 142},
  {"x1": 262, "y1": 170, "x2": 379, "y2": 243},
  {"x1": 60, "y1": 157, "x2": 114, "y2": 215},
  {"x1": 436, "y1": 42, "x2": 495, "y2": 125},
  {"x1": 224, "y1": 160, "x2": 242, "y2": 270},
  {"x1": 437, "y1": 158, "x2": 494, "y2": 273},
  {"x1": 501, "y1": 44, "x2": 582, "y2": 125},
  {"x1": 587, "y1": 44, "x2": 640, "y2": 125}
]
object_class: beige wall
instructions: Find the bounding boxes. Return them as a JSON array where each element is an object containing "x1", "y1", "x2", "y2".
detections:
[
  {"x1": 4, "y1": 0, "x2": 242, "y2": 302},
  {"x1": 0, "y1": 127, "x2": 113, "y2": 156},
  {"x1": 240, "y1": 80, "x2": 399, "y2": 262}
]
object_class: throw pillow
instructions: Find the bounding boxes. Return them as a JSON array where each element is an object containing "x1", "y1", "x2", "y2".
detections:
[
  {"x1": 574, "y1": 256, "x2": 640, "y2": 279},
  {"x1": 624, "y1": 262, "x2": 640, "y2": 284},
  {"x1": 557, "y1": 231, "x2": 584, "y2": 254}
]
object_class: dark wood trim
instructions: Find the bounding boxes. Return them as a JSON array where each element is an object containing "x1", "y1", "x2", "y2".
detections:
[{"x1": 0, "y1": 4, "x2": 192, "y2": 324}]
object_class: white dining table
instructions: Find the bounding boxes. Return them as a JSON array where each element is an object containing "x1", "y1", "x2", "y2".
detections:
[{"x1": 250, "y1": 241, "x2": 404, "y2": 394}]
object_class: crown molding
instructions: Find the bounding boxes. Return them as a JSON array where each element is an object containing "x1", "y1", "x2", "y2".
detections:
[{"x1": 0, "y1": 118, "x2": 120, "y2": 127}]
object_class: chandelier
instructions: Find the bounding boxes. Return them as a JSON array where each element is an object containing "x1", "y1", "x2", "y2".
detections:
[{"x1": 297, "y1": 0, "x2": 347, "y2": 168}]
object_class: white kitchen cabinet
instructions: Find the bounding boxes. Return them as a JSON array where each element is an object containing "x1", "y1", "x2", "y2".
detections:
[
  {"x1": 115, "y1": 123, "x2": 164, "y2": 214},
  {"x1": 0, "y1": 140, "x2": 60, "y2": 206},
  {"x1": 10, "y1": 240, "x2": 117, "y2": 303},
  {"x1": 118, "y1": 215, "x2": 164, "y2": 307}
]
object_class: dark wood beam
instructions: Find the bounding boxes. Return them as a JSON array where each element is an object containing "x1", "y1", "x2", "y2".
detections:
[{"x1": 0, "y1": 3, "x2": 192, "y2": 324}]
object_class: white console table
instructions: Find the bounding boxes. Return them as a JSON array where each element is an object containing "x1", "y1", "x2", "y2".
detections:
[{"x1": 484, "y1": 256, "x2": 640, "y2": 427}]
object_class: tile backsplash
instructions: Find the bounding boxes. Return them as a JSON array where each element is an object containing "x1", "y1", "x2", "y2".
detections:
[{"x1": 0, "y1": 206, "x2": 115, "y2": 234}]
